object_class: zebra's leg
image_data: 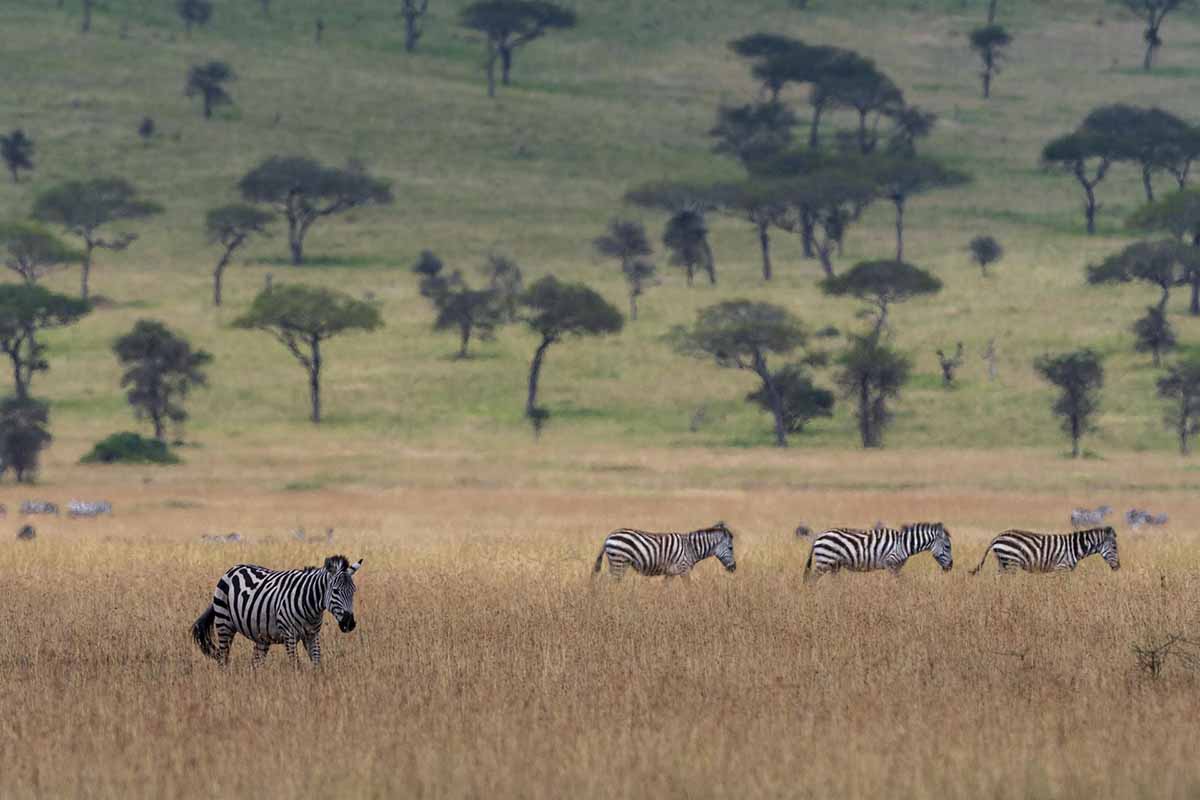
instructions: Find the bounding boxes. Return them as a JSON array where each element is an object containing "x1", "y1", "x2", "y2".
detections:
[
  {"x1": 303, "y1": 633, "x2": 321, "y2": 667},
  {"x1": 284, "y1": 635, "x2": 301, "y2": 667},
  {"x1": 609, "y1": 558, "x2": 628, "y2": 581},
  {"x1": 215, "y1": 622, "x2": 236, "y2": 667},
  {"x1": 251, "y1": 641, "x2": 270, "y2": 668}
]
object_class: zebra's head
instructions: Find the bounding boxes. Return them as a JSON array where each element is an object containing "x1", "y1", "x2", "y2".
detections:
[
  {"x1": 710, "y1": 521, "x2": 736, "y2": 572},
  {"x1": 1096, "y1": 527, "x2": 1120, "y2": 570},
  {"x1": 323, "y1": 555, "x2": 363, "y2": 632},
  {"x1": 929, "y1": 523, "x2": 953, "y2": 571}
]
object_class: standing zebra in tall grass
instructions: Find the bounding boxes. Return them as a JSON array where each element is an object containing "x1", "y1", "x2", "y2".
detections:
[
  {"x1": 803, "y1": 523, "x2": 953, "y2": 581},
  {"x1": 969, "y1": 527, "x2": 1119, "y2": 574},
  {"x1": 593, "y1": 521, "x2": 736, "y2": 579},
  {"x1": 192, "y1": 555, "x2": 362, "y2": 667}
]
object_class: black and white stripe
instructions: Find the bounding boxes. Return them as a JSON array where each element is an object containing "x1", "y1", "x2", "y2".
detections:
[
  {"x1": 192, "y1": 554, "x2": 362, "y2": 666},
  {"x1": 593, "y1": 521, "x2": 736, "y2": 579},
  {"x1": 969, "y1": 527, "x2": 1120, "y2": 574},
  {"x1": 804, "y1": 522, "x2": 953, "y2": 580},
  {"x1": 20, "y1": 500, "x2": 58, "y2": 516},
  {"x1": 1070, "y1": 505, "x2": 1111, "y2": 528},
  {"x1": 68, "y1": 500, "x2": 112, "y2": 518}
]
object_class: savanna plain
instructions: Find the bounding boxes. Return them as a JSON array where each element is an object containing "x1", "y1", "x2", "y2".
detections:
[{"x1": 4, "y1": 0, "x2": 1200, "y2": 797}]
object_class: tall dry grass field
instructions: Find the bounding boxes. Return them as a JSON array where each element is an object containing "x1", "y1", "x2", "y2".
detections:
[{"x1": 3, "y1": 458, "x2": 1199, "y2": 799}]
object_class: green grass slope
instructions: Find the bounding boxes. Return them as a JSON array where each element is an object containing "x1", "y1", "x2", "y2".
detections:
[{"x1": 2, "y1": 0, "x2": 1200, "y2": 466}]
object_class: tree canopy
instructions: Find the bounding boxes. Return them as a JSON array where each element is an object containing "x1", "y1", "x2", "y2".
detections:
[
  {"x1": 33, "y1": 178, "x2": 163, "y2": 300},
  {"x1": 185, "y1": 61, "x2": 235, "y2": 119},
  {"x1": 0, "y1": 396, "x2": 51, "y2": 483},
  {"x1": 1158, "y1": 353, "x2": 1200, "y2": 454},
  {"x1": 968, "y1": 24, "x2": 1012, "y2": 99},
  {"x1": 968, "y1": 235, "x2": 1004, "y2": 275},
  {"x1": 0, "y1": 130, "x2": 34, "y2": 183},
  {"x1": 1086, "y1": 238, "x2": 1195, "y2": 310},
  {"x1": 460, "y1": 0, "x2": 577, "y2": 96},
  {"x1": 821, "y1": 259, "x2": 943, "y2": 337},
  {"x1": 594, "y1": 219, "x2": 656, "y2": 320},
  {"x1": 238, "y1": 156, "x2": 393, "y2": 265},
  {"x1": 114, "y1": 320, "x2": 213, "y2": 441},
  {"x1": 234, "y1": 284, "x2": 383, "y2": 423},
  {"x1": 205, "y1": 204, "x2": 274, "y2": 306},
  {"x1": 835, "y1": 335, "x2": 910, "y2": 448},
  {"x1": 1041, "y1": 128, "x2": 1120, "y2": 234},
  {"x1": 0, "y1": 283, "x2": 91, "y2": 399},
  {"x1": 0, "y1": 223, "x2": 82, "y2": 285}
]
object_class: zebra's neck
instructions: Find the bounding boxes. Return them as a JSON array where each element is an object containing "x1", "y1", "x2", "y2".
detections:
[
  {"x1": 902, "y1": 525, "x2": 937, "y2": 554},
  {"x1": 688, "y1": 529, "x2": 718, "y2": 559}
]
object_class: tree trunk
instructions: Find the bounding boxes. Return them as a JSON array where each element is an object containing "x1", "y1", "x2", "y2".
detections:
[
  {"x1": 458, "y1": 323, "x2": 471, "y2": 358},
  {"x1": 756, "y1": 358, "x2": 788, "y2": 448},
  {"x1": 485, "y1": 47, "x2": 497, "y2": 98},
  {"x1": 526, "y1": 337, "x2": 552, "y2": 418},
  {"x1": 1082, "y1": 182, "x2": 1097, "y2": 235},
  {"x1": 1070, "y1": 413, "x2": 1080, "y2": 458},
  {"x1": 405, "y1": 17, "x2": 419, "y2": 52},
  {"x1": 213, "y1": 240, "x2": 238, "y2": 306},
  {"x1": 1142, "y1": 165, "x2": 1155, "y2": 203},
  {"x1": 808, "y1": 104, "x2": 824, "y2": 149},
  {"x1": 288, "y1": 218, "x2": 306, "y2": 265},
  {"x1": 872, "y1": 303, "x2": 889, "y2": 340},
  {"x1": 500, "y1": 46, "x2": 513, "y2": 85},
  {"x1": 1144, "y1": 33, "x2": 1157, "y2": 71},
  {"x1": 857, "y1": 111, "x2": 871, "y2": 154},
  {"x1": 628, "y1": 292, "x2": 638, "y2": 321},
  {"x1": 1190, "y1": 275, "x2": 1199, "y2": 316},
  {"x1": 703, "y1": 241, "x2": 717, "y2": 285},
  {"x1": 309, "y1": 336, "x2": 322, "y2": 424},
  {"x1": 816, "y1": 243, "x2": 834, "y2": 278},
  {"x1": 260, "y1": 0, "x2": 270, "y2": 17},
  {"x1": 81, "y1": 240, "x2": 94, "y2": 301},
  {"x1": 987, "y1": 0, "x2": 999, "y2": 23},
  {"x1": 1159, "y1": 285, "x2": 1170, "y2": 313},
  {"x1": 152, "y1": 410, "x2": 165, "y2": 442},
  {"x1": 893, "y1": 197, "x2": 905, "y2": 260},
  {"x1": 1181, "y1": 404, "x2": 1190, "y2": 455},
  {"x1": 800, "y1": 211, "x2": 815, "y2": 258},
  {"x1": 758, "y1": 222, "x2": 772, "y2": 281},
  {"x1": 203, "y1": 91, "x2": 213, "y2": 119},
  {"x1": 982, "y1": 68, "x2": 991, "y2": 99},
  {"x1": 7, "y1": 348, "x2": 26, "y2": 401},
  {"x1": 82, "y1": 0, "x2": 92, "y2": 32},
  {"x1": 858, "y1": 379, "x2": 871, "y2": 448}
]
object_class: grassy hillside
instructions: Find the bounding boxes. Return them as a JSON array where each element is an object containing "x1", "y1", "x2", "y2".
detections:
[{"x1": 3, "y1": 0, "x2": 1200, "y2": 477}]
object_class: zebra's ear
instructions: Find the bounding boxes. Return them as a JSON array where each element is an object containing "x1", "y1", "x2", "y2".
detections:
[{"x1": 348, "y1": 559, "x2": 363, "y2": 575}]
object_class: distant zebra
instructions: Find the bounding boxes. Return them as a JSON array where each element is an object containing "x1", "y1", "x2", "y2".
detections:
[
  {"x1": 20, "y1": 500, "x2": 58, "y2": 516},
  {"x1": 192, "y1": 554, "x2": 362, "y2": 667},
  {"x1": 1070, "y1": 505, "x2": 1111, "y2": 528},
  {"x1": 1126, "y1": 509, "x2": 1169, "y2": 529},
  {"x1": 803, "y1": 523, "x2": 953, "y2": 581},
  {"x1": 593, "y1": 521, "x2": 736, "y2": 579},
  {"x1": 68, "y1": 500, "x2": 112, "y2": 518},
  {"x1": 969, "y1": 527, "x2": 1119, "y2": 575}
]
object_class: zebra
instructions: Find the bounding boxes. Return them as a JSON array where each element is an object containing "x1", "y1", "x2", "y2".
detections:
[
  {"x1": 68, "y1": 500, "x2": 112, "y2": 518},
  {"x1": 1070, "y1": 505, "x2": 1111, "y2": 528},
  {"x1": 16, "y1": 524, "x2": 34, "y2": 541},
  {"x1": 192, "y1": 554, "x2": 362, "y2": 667},
  {"x1": 592, "y1": 521, "x2": 736, "y2": 579},
  {"x1": 20, "y1": 500, "x2": 58, "y2": 516},
  {"x1": 1126, "y1": 509, "x2": 1169, "y2": 529},
  {"x1": 803, "y1": 523, "x2": 953, "y2": 581},
  {"x1": 969, "y1": 527, "x2": 1119, "y2": 575}
]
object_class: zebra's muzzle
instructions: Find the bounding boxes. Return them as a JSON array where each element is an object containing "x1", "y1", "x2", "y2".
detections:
[
  {"x1": 338, "y1": 614, "x2": 357, "y2": 633},
  {"x1": 726, "y1": 564, "x2": 737, "y2": 573}
]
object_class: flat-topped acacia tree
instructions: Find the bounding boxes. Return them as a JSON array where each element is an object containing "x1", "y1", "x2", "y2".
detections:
[
  {"x1": 33, "y1": 178, "x2": 163, "y2": 301},
  {"x1": 1128, "y1": 190, "x2": 1200, "y2": 313},
  {"x1": 1041, "y1": 129, "x2": 1120, "y2": 234},
  {"x1": 0, "y1": 223, "x2": 81, "y2": 285},
  {"x1": 234, "y1": 284, "x2": 382, "y2": 423},
  {"x1": 969, "y1": 24, "x2": 1012, "y2": 99},
  {"x1": 205, "y1": 204, "x2": 273, "y2": 306},
  {"x1": 670, "y1": 300, "x2": 812, "y2": 448},
  {"x1": 0, "y1": 284, "x2": 91, "y2": 399},
  {"x1": 238, "y1": 156, "x2": 392, "y2": 265},
  {"x1": 820, "y1": 260, "x2": 942, "y2": 339},
  {"x1": 1114, "y1": 0, "x2": 1194, "y2": 70},
  {"x1": 519, "y1": 276, "x2": 622, "y2": 435},
  {"x1": 459, "y1": 1, "x2": 577, "y2": 97}
]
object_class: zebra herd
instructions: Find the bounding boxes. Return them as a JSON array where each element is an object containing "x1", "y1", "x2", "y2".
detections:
[
  {"x1": 191, "y1": 522, "x2": 1124, "y2": 667},
  {"x1": 3, "y1": 500, "x2": 113, "y2": 518}
]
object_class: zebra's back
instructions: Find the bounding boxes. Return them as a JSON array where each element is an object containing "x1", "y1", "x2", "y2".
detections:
[
  {"x1": 215, "y1": 564, "x2": 324, "y2": 643},
  {"x1": 598, "y1": 529, "x2": 691, "y2": 577},
  {"x1": 972, "y1": 527, "x2": 1119, "y2": 574},
  {"x1": 806, "y1": 528, "x2": 895, "y2": 576}
]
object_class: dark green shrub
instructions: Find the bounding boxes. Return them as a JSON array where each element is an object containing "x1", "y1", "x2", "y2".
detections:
[{"x1": 81, "y1": 432, "x2": 179, "y2": 465}]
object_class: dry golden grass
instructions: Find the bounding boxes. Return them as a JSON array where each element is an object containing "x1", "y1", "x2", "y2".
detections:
[{"x1": 3, "y1": 460, "x2": 1200, "y2": 799}]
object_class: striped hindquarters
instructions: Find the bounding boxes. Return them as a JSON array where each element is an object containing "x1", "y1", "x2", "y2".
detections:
[
  {"x1": 972, "y1": 528, "x2": 1119, "y2": 574},
  {"x1": 598, "y1": 529, "x2": 693, "y2": 577},
  {"x1": 806, "y1": 528, "x2": 896, "y2": 577}
]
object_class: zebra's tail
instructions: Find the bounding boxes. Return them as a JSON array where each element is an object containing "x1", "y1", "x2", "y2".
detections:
[
  {"x1": 969, "y1": 545, "x2": 993, "y2": 576},
  {"x1": 803, "y1": 545, "x2": 815, "y2": 583},
  {"x1": 192, "y1": 604, "x2": 218, "y2": 659},
  {"x1": 592, "y1": 542, "x2": 607, "y2": 576}
]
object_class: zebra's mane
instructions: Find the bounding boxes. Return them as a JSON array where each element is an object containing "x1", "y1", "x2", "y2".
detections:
[
  {"x1": 322, "y1": 555, "x2": 351, "y2": 573},
  {"x1": 697, "y1": 521, "x2": 732, "y2": 539},
  {"x1": 901, "y1": 522, "x2": 945, "y2": 535}
]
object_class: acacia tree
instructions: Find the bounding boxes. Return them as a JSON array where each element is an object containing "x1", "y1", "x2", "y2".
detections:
[
  {"x1": 0, "y1": 130, "x2": 34, "y2": 183},
  {"x1": 1041, "y1": 129, "x2": 1119, "y2": 234},
  {"x1": 519, "y1": 276, "x2": 622, "y2": 433},
  {"x1": 671, "y1": 300, "x2": 812, "y2": 447},
  {"x1": 33, "y1": 178, "x2": 163, "y2": 300},
  {"x1": 1034, "y1": 349, "x2": 1104, "y2": 458},
  {"x1": 459, "y1": 1, "x2": 577, "y2": 97},
  {"x1": 710, "y1": 181, "x2": 788, "y2": 281},
  {"x1": 401, "y1": 0, "x2": 431, "y2": 52},
  {"x1": 813, "y1": 53, "x2": 904, "y2": 154},
  {"x1": 1086, "y1": 239, "x2": 1191, "y2": 312},
  {"x1": 728, "y1": 33, "x2": 818, "y2": 100},
  {"x1": 969, "y1": 24, "x2": 1012, "y2": 99},
  {"x1": 413, "y1": 251, "x2": 513, "y2": 357},
  {"x1": 836, "y1": 335, "x2": 910, "y2": 448},
  {"x1": 1158, "y1": 354, "x2": 1200, "y2": 454},
  {"x1": 0, "y1": 223, "x2": 81, "y2": 285},
  {"x1": 1116, "y1": 0, "x2": 1193, "y2": 70},
  {"x1": 234, "y1": 284, "x2": 383, "y2": 423},
  {"x1": 969, "y1": 235, "x2": 1004, "y2": 276},
  {"x1": 0, "y1": 396, "x2": 51, "y2": 483},
  {"x1": 1132, "y1": 305, "x2": 1176, "y2": 365},
  {"x1": 178, "y1": 0, "x2": 213, "y2": 35},
  {"x1": 0, "y1": 284, "x2": 91, "y2": 399},
  {"x1": 205, "y1": 204, "x2": 273, "y2": 306},
  {"x1": 1085, "y1": 105, "x2": 1190, "y2": 203},
  {"x1": 238, "y1": 156, "x2": 393, "y2": 265},
  {"x1": 1128, "y1": 189, "x2": 1200, "y2": 313},
  {"x1": 772, "y1": 167, "x2": 877, "y2": 277},
  {"x1": 869, "y1": 156, "x2": 970, "y2": 259},
  {"x1": 745, "y1": 364, "x2": 834, "y2": 436},
  {"x1": 185, "y1": 61, "x2": 234, "y2": 119},
  {"x1": 820, "y1": 259, "x2": 943, "y2": 338},
  {"x1": 663, "y1": 209, "x2": 715, "y2": 286},
  {"x1": 593, "y1": 219, "x2": 656, "y2": 320},
  {"x1": 114, "y1": 320, "x2": 212, "y2": 441},
  {"x1": 709, "y1": 101, "x2": 797, "y2": 168}
]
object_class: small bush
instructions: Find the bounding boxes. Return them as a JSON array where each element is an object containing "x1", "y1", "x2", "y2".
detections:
[{"x1": 81, "y1": 432, "x2": 180, "y2": 465}]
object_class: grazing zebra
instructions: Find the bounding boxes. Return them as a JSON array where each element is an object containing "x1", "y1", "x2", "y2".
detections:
[
  {"x1": 1126, "y1": 509, "x2": 1169, "y2": 529},
  {"x1": 1070, "y1": 505, "x2": 1111, "y2": 528},
  {"x1": 969, "y1": 527, "x2": 1119, "y2": 575},
  {"x1": 192, "y1": 554, "x2": 362, "y2": 667},
  {"x1": 20, "y1": 500, "x2": 58, "y2": 516},
  {"x1": 68, "y1": 500, "x2": 112, "y2": 518},
  {"x1": 592, "y1": 521, "x2": 736, "y2": 579},
  {"x1": 803, "y1": 523, "x2": 953, "y2": 581},
  {"x1": 16, "y1": 524, "x2": 35, "y2": 541}
]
